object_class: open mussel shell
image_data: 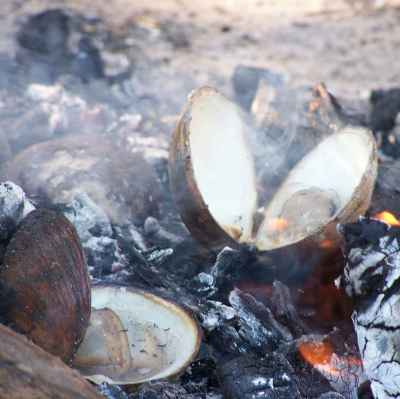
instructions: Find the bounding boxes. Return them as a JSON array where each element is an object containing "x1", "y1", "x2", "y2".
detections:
[
  {"x1": 0, "y1": 209, "x2": 91, "y2": 363},
  {"x1": 256, "y1": 126, "x2": 378, "y2": 251},
  {"x1": 169, "y1": 86, "x2": 257, "y2": 249},
  {"x1": 169, "y1": 86, "x2": 377, "y2": 255},
  {"x1": 0, "y1": 323, "x2": 103, "y2": 399},
  {"x1": 72, "y1": 285, "x2": 201, "y2": 385}
]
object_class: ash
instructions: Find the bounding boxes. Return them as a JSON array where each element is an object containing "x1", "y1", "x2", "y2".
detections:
[{"x1": 341, "y1": 218, "x2": 400, "y2": 399}]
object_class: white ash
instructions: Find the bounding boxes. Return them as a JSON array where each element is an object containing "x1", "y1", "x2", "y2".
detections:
[
  {"x1": 63, "y1": 192, "x2": 112, "y2": 241},
  {"x1": 200, "y1": 301, "x2": 236, "y2": 332},
  {"x1": 62, "y1": 192, "x2": 128, "y2": 276},
  {"x1": 341, "y1": 219, "x2": 400, "y2": 399},
  {"x1": 0, "y1": 181, "x2": 35, "y2": 238},
  {"x1": 146, "y1": 248, "x2": 174, "y2": 264}
]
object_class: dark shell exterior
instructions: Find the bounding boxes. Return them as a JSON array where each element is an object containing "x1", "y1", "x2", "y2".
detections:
[{"x1": 0, "y1": 209, "x2": 91, "y2": 363}]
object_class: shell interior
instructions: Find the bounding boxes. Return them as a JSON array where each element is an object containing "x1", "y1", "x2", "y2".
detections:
[
  {"x1": 182, "y1": 88, "x2": 376, "y2": 250},
  {"x1": 256, "y1": 127, "x2": 375, "y2": 250},
  {"x1": 73, "y1": 286, "x2": 200, "y2": 385},
  {"x1": 189, "y1": 88, "x2": 257, "y2": 242}
]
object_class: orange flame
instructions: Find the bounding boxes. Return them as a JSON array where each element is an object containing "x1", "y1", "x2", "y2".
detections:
[
  {"x1": 299, "y1": 339, "x2": 362, "y2": 377},
  {"x1": 374, "y1": 211, "x2": 400, "y2": 226},
  {"x1": 268, "y1": 218, "x2": 289, "y2": 232},
  {"x1": 319, "y1": 239, "x2": 334, "y2": 249},
  {"x1": 299, "y1": 340, "x2": 333, "y2": 366}
]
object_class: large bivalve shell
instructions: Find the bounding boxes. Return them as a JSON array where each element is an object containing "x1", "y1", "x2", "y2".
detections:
[
  {"x1": 73, "y1": 285, "x2": 201, "y2": 385},
  {"x1": 0, "y1": 208, "x2": 91, "y2": 363},
  {"x1": 169, "y1": 87, "x2": 377, "y2": 255}
]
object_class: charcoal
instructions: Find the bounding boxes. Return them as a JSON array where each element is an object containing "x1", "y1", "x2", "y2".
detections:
[
  {"x1": 61, "y1": 193, "x2": 128, "y2": 276},
  {"x1": 144, "y1": 216, "x2": 183, "y2": 247},
  {"x1": 318, "y1": 394, "x2": 345, "y2": 399},
  {"x1": 340, "y1": 217, "x2": 400, "y2": 398},
  {"x1": 114, "y1": 223, "x2": 148, "y2": 252},
  {"x1": 200, "y1": 301, "x2": 236, "y2": 332},
  {"x1": 269, "y1": 280, "x2": 310, "y2": 337},
  {"x1": 281, "y1": 340, "x2": 334, "y2": 399},
  {"x1": 98, "y1": 383, "x2": 128, "y2": 399},
  {"x1": 218, "y1": 353, "x2": 302, "y2": 399},
  {"x1": 229, "y1": 289, "x2": 292, "y2": 353},
  {"x1": 131, "y1": 381, "x2": 218, "y2": 399},
  {"x1": 358, "y1": 381, "x2": 374, "y2": 399}
]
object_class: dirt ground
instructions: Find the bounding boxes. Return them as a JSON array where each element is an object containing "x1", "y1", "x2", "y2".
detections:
[{"x1": 0, "y1": 0, "x2": 400, "y2": 100}]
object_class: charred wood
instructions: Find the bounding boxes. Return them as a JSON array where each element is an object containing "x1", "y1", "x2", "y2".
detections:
[{"x1": 340, "y1": 217, "x2": 400, "y2": 398}]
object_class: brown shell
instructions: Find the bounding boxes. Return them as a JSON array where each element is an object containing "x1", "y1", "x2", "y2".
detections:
[
  {"x1": 169, "y1": 87, "x2": 242, "y2": 250},
  {"x1": 0, "y1": 209, "x2": 91, "y2": 363},
  {"x1": 0, "y1": 323, "x2": 103, "y2": 399},
  {"x1": 0, "y1": 134, "x2": 160, "y2": 224}
]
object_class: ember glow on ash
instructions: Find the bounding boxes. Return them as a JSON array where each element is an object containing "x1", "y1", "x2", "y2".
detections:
[
  {"x1": 298, "y1": 339, "x2": 362, "y2": 378},
  {"x1": 267, "y1": 217, "x2": 289, "y2": 232},
  {"x1": 374, "y1": 211, "x2": 400, "y2": 226}
]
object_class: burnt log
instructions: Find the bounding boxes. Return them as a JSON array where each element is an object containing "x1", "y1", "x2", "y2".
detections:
[
  {"x1": 340, "y1": 217, "x2": 400, "y2": 398},
  {"x1": 0, "y1": 323, "x2": 103, "y2": 399}
]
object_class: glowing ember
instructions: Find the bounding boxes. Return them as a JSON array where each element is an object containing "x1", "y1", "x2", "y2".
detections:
[
  {"x1": 267, "y1": 217, "x2": 289, "y2": 232},
  {"x1": 299, "y1": 339, "x2": 362, "y2": 378},
  {"x1": 299, "y1": 340, "x2": 333, "y2": 366},
  {"x1": 374, "y1": 211, "x2": 400, "y2": 226},
  {"x1": 319, "y1": 239, "x2": 334, "y2": 249}
]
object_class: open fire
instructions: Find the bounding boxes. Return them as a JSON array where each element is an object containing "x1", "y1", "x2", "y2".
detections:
[{"x1": 1, "y1": 5, "x2": 400, "y2": 399}]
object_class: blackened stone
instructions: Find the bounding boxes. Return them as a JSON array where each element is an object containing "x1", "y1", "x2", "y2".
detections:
[
  {"x1": 370, "y1": 88, "x2": 400, "y2": 133},
  {"x1": 218, "y1": 353, "x2": 301, "y2": 399},
  {"x1": 369, "y1": 160, "x2": 400, "y2": 216},
  {"x1": 370, "y1": 88, "x2": 400, "y2": 157},
  {"x1": 16, "y1": 9, "x2": 104, "y2": 83},
  {"x1": 17, "y1": 9, "x2": 70, "y2": 55}
]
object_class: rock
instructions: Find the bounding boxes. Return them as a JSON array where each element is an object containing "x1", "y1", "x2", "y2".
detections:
[{"x1": 0, "y1": 134, "x2": 161, "y2": 225}]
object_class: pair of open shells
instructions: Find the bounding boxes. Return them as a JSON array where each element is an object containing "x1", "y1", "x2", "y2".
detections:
[{"x1": 169, "y1": 87, "x2": 377, "y2": 256}]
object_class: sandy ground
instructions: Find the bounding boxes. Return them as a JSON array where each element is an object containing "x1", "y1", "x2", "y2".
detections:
[{"x1": 0, "y1": 0, "x2": 400, "y2": 100}]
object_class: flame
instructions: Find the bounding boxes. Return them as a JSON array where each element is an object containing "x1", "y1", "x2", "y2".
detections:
[
  {"x1": 319, "y1": 239, "x2": 334, "y2": 249},
  {"x1": 299, "y1": 340, "x2": 333, "y2": 366},
  {"x1": 299, "y1": 339, "x2": 362, "y2": 377},
  {"x1": 374, "y1": 211, "x2": 400, "y2": 226},
  {"x1": 268, "y1": 217, "x2": 289, "y2": 232}
]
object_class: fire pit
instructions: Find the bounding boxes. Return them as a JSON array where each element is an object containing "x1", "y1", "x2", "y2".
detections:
[{"x1": 1, "y1": 4, "x2": 400, "y2": 399}]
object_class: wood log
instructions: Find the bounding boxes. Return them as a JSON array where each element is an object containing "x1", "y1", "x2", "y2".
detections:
[{"x1": 0, "y1": 323, "x2": 103, "y2": 399}]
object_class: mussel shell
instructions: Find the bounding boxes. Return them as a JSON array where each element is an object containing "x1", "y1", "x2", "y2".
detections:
[
  {"x1": 73, "y1": 285, "x2": 201, "y2": 385},
  {"x1": 0, "y1": 209, "x2": 91, "y2": 363},
  {"x1": 169, "y1": 87, "x2": 256, "y2": 249}
]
